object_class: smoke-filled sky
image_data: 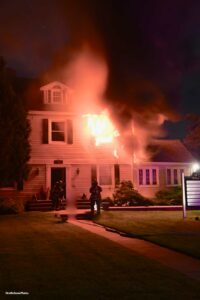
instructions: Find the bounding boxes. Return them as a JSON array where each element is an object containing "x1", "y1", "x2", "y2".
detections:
[{"x1": 1, "y1": 0, "x2": 200, "y2": 138}]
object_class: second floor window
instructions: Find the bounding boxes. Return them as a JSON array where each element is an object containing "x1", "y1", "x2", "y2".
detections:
[
  {"x1": 51, "y1": 121, "x2": 65, "y2": 142},
  {"x1": 42, "y1": 119, "x2": 73, "y2": 144}
]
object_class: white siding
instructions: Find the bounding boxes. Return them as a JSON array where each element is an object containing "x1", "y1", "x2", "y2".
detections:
[
  {"x1": 120, "y1": 164, "x2": 132, "y2": 182},
  {"x1": 22, "y1": 165, "x2": 46, "y2": 200},
  {"x1": 70, "y1": 164, "x2": 91, "y2": 200},
  {"x1": 29, "y1": 113, "x2": 117, "y2": 164}
]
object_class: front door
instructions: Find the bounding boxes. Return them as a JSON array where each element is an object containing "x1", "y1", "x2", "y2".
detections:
[{"x1": 51, "y1": 167, "x2": 66, "y2": 198}]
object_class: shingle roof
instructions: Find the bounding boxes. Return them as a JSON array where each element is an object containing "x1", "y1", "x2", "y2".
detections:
[{"x1": 148, "y1": 140, "x2": 195, "y2": 163}]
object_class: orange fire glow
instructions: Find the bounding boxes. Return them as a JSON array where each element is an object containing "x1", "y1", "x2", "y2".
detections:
[
  {"x1": 113, "y1": 149, "x2": 119, "y2": 159},
  {"x1": 83, "y1": 111, "x2": 119, "y2": 146}
]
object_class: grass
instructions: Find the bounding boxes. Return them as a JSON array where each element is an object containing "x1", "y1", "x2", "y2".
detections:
[
  {"x1": 95, "y1": 210, "x2": 200, "y2": 259},
  {"x1": 0, "y1": 212, "x2": 200, "y2": 299}
]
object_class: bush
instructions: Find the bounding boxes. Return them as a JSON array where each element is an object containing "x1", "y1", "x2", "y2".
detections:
[
  {"x1": 101, "y1": 197, "x2": 114, "y2": 210},
  {"x1": 0, "y1": 197, "x2": 24, "y2": 214},
  {"x1": 113, "y1": 180, "x2": 152, "y2": 206},
  {"x1": 155, "y1": 186, "x2": 182, "y2": 205}
]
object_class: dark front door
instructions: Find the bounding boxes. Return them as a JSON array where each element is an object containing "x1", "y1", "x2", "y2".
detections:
[{"x1": 51, "y1": 167, "x2": 66, "y2": 198}]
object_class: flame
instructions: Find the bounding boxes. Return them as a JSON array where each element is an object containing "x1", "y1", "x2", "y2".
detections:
[
  {"x1": 113, "y1": 149, "x2": 119, "y2": 159},
  {"x1": 83, "y1": 111, "x2": 119, "y2": 146}
]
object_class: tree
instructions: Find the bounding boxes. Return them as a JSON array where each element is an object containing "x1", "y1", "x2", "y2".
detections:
[
  {"x1": 184, "y1": 114, "x2": 200, "y2": 159},
  {"x1": 0, "y1": 57, "x2": 31, "y2": 189}
]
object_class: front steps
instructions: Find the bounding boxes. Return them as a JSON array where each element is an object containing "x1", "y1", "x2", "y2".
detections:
[
  {"x1": 26, "y1": 200, "x2": 67, "y2": 212},
  {"x1": 76, "y1": 198, "x2": 91, "y2": 209},
  {"x1": 26, "y1": 198, "x2": 90, "y2": 211}
]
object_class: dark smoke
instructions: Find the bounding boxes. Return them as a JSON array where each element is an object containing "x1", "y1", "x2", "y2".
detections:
[{"x1": 1, "y1": 0, "x2": 200, "y2": 146}]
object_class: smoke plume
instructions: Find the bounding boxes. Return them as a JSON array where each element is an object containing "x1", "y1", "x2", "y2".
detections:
[{"x1": 31, "y1": 1, "x2": 177, "y2": 161}]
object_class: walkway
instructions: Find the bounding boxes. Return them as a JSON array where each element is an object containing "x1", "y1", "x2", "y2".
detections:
[{"x1": 68, "y1": 217, "x2": 200, "y2": 281}]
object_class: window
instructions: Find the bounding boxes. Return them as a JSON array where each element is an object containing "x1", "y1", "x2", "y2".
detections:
[
  {"x1": 91, "y1": 165, "x2": 114, "y2": 186},
  {"x1": 152, "y1": 169, "x2": 157, "y2": 185},
  {"x1": 41, "y1": 82, "x2": 69, "y2": 105},
  {"x1": 166, "y1": 168, "x2": 184, "y2": 185},
  {"x1": 52, "y1": 90, "x2": 62, "y2": 103},
  {"x1": 174, "y1": 169, "x2": 178, "y2": 185},
  {"x1": 99, "y1": 165, "x2": 112, "y2": 185},
  {"x1": 180, "y1": 169, "x2": 184, "y2": 183},
  {"x1": 42, "y1": 119, "x2": 73, "y2": 144},
  {"x1": 139, "y1": 169, "x2": 143, "y2": 185},
  {"x1": 138, "y1": 168, "x2": 158, "y2": 186},
  {"x1": 51, "y1": 121, "x2": 65, "y2": 142},
  {"x1": 146, "y1": 169, "x2": 150, "y2": 185},
  {"x1": 44, "y1": 88, "x2": 65, "y2": 104},
  {"x1": 167, "y1": 169, "x2": 171, "y2": 185}
]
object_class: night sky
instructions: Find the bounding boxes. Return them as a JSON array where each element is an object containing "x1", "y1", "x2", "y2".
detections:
[{"x1": 1, "y1": 0, "x2": 200, "y2": 138}]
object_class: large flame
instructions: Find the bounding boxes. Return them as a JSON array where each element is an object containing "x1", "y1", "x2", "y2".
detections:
[{"x1": 83, "y1": 111, "x2": 119, "y2": 146}]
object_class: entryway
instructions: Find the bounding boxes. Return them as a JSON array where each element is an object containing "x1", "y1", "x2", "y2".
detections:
[{"x1": 51, "y1": 167, "x2": 66, "y2": 199}]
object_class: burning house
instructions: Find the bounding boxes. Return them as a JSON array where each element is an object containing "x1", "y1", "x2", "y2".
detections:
[{"x1": 14, "y1": 80, "x2": 194, "y2": 208}]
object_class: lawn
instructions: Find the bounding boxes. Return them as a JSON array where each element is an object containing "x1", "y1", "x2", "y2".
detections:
[
  {"x1": 0, "y1": 213, "x2": 200, "y2": 300},
  {"x1": 95, "y1": 210, "x2": 200, "y2": 259}
]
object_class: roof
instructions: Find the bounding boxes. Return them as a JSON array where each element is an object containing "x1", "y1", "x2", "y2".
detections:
[
  {"x1": 40, "y1": 81, "x2": 71, "y2": 91},
  {"x1": 148, "y1": 140, "x2": 195, "y2": 163}
]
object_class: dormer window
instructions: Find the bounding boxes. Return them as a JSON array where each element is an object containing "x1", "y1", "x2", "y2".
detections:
[
  {"x1": 40, "y1": 81, "x2": 71, "y2": 105},
  {"x1": 52, "y1": 90, "x2": 62, "y2": 103},
  {"x1": 46, "y1": 88, "x2": 64, "y2": 104}
]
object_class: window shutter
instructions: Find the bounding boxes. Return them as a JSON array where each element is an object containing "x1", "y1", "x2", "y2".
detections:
[
  {"x1": 114, "y1": 164, "x2": 120, "y2": 187},
  {"x1": 42, "y1": 119, "x2": 48, "y2": 144},
  {"x1": 91, "y1": 165, "x2": 97, "y2": 183},
  {"x1": 67, "y1": 119, "x2": 73, "y2": 144}
]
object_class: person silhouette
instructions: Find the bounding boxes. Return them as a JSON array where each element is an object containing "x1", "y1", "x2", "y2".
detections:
[{"x1": 89, "y1": 180, "x2": 102, "y2": 215}]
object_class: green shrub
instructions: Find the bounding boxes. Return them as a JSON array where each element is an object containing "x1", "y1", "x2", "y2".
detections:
[
  {"x1": 101, "y1": 197, "x2": 114, "y2": 210},
  {"x1": 113, "y1": 180, "x2": 152, "y2": 206},
  {"x1": 155, "y1": 186, "x2": 182, "y2": 205},
  {"x1": 0, "y1": 197, "x2": 24, "y2": 214}
]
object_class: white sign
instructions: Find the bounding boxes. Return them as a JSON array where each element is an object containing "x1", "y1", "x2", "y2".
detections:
[{"x1": 185, "y1": 179, "x2": 200, "y2": 207}]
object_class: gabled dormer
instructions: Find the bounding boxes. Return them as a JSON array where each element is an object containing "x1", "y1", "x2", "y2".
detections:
[{"x1": 40, "y1": 81, "x2": 72, "y2": 105}]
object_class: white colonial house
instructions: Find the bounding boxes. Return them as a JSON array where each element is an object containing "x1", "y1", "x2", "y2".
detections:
[{"x1": 0, "y1": 81, "x2": 195, "y2": 206}]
